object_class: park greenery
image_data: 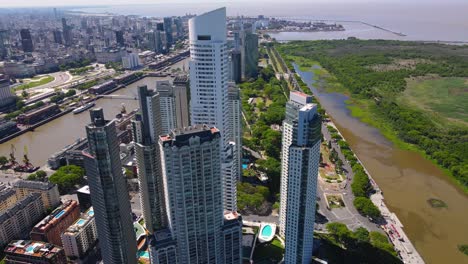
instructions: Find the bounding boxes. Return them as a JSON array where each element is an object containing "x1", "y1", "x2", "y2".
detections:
[
  {"x1": 27, "y1": 170, "x2": 47, "y2": 181},
  {"x1": 49, "y1": 165, "x2": 84, "y2": 194},
  {"x1": 14, "y1": 75, "x2": 54, "y2": 91},
  {"x1": 237, "y1": 182, "x2": 270, "y2": 212},
  {"x1": 59, "y1": 58, "x2": 94, "y2": 71},
  {"x1": 276, "y1": 39, "x2": 468, "y2": 191},
  {"x1": 318, "y1": 222, "x2": 401, "y2": 264},
  {"x1": 50, "y1": 89, "x2": 76, "y2": 103},
  {"x1": 74, "y1": 79, "x2": 99, "y2": 90},
  {"x1": 70, "y1": 65, "x2": 95, "y2": 75},
  {"x1": 0, "y1": 156, "x2": 8, "y2": 166},
  {"x1": 240, "y1": 65, "x2": 287, "y2": 193}
]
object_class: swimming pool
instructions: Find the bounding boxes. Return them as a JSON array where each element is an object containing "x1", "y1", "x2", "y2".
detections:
[
  {"x1": 138, "y1": 251, "x2": 150, "y2": 258},
  {"x1": 87, "y1": 210, "x2": 94, "y2": 217},
  {"x1": 76, "y1": 219, "x2": 86, "y2": 226},
  {"x1": 258, "y1": 223, "x2": 276, "y2": 243},
  {"x1": 261, "y1": 225, "x2": 272, "y2": 237},
  {"x1": 242, "y1": 164, "x2": 248, "y2": 170},
  {"x1": 54, "y1": 210, "x2": 66, "y2": 219}
]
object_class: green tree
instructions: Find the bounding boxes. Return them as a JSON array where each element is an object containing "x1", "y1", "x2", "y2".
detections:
[
  {"x1": 354, "y1": 197, "x2": 381, "y2": 219},
  {"x1": 27, "y1": 173, "x2": 38, "y2": 181},
  {"x1": 49, "y1": 165, "x2": 85, "y2": 194},
  {"x1": 353, "y1": 227, "x2": 370, "y2": 243},
  {"x1": 35, "y1": 170, "x2": 47, "y2": 181}
]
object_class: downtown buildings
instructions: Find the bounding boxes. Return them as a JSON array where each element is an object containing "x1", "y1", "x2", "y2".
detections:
[
  {"x1": 83, "y1": 108, "x2": 137, "y2": 264},
  {"x1": 279, "y1": 91, "x2": 321, "y2": 263}
]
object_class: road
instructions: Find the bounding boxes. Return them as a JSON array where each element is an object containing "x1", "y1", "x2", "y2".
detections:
[{"x1": 315, "y1": 121, "x2": 382, "y2": 233}]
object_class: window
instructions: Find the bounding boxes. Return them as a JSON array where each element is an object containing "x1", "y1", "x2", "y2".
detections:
[{"x1": 198, "y1": 35, "x2": 211, "y2": 41}]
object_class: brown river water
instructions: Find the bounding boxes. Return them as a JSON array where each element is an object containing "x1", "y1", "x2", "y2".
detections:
[{"x1": 294, "y1": 65, "x2": 468, "y2": 264}]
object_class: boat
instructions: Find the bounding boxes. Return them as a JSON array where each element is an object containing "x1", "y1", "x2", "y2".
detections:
[{"x1": 73, "y1": 102, "x2": 95, "y2": 114}]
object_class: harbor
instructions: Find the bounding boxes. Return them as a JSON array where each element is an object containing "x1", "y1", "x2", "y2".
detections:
[{"x1": 0, "y1": 58, "x2": 189, "y2": 167}]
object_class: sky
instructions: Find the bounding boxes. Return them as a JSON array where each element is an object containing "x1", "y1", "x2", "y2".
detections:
[{"x1": 0, "y1": 0, "x2": 464, "y2": 8}]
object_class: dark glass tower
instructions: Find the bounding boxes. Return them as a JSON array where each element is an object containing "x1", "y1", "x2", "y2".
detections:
[{"x1": 83, "y1": 108, "x2": 137, "y2": 264}]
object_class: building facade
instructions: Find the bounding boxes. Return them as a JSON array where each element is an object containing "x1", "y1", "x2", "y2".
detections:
[
  {"x1": 243, "y1": 32, "x2": 259, "y2": 79},
  {"x1": 12, "y1": 180, "x2": 60, "y2": 210},
  {"x1": 0, "y1": 184, "x2": 18, "y2": 213},
  {"x1": 173, "y1": 75, "x2": 190, "y2": 129},
  {"x1": 0, "y1": 193, "x2": 45, "y2": 248},
  {"x1": 83, "y1": 108, "x2": 137, "y2": 264},
  {"x1": 132, "y1": 85, "x2": 167, "y2": 234},
  {"x1": 159, "y1": 125, "x2": 223, "y2": 263},
  {"x1": 0, "y1": 75, "x2": 15, "y2": 109},
  {"x1": 189, "y1": 7, "x2": 239, "y2": 212},
  {"x1": 61, "y1": 207, "x2": 98, "y2": 259},
  {"x1": 279, "y1": 91, "x2": 321, "y2": 263},
  {"x1": 156, "y1": 81, "x2": 177, "y2": 135},
  {"x1": 227, "y1": 82, "x2": 242, "y2": 176},
  {"x1": 30, "y1": 200, "x2": 80, "y2": 246}
]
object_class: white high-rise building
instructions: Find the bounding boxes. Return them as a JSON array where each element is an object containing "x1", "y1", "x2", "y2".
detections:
[
  {"x1": 189, "y1": 7, "x2": 239, "y2": 212},
  {"x1": 122, "y1": 52, "x2": 140, "y2": 69},
  {"x1": 279, "y1": 91, "x2": 321, "y2": 264},
  {"x1": 227, "y1": 82, "x2": 242, "y2": 175},
  {"x1": 156, "y1": 81, "x2": 177, "y2": 135},
  {"x1": 158, "y1": 125, "x2": 223, "y2": 263}
]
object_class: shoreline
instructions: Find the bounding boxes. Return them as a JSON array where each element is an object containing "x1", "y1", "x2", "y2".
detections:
[{"x1": 270, "y1": 45, "x2": 425, "y2": 263}]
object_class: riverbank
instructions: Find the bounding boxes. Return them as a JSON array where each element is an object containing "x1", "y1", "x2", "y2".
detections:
[{"x1": 268, "y1": 44, "x2": 425, "y2": 263}]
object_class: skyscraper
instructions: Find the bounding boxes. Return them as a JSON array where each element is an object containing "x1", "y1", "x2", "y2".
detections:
[
  {"x1": 189, "y1": 7, "x2": 239, "y2": 212},
  {"x1": 156, "y1": 81, "x2": 177, "y2": 135},
  {"x1": 243, "y1": 32, "x2": 259, "y2": 79},
  {"x1": 20, "y1": 29, "x2": 33, "y2": 52},
  {"x1": 227, "y1": 82, "x2": 242, "y2": 175},
  {"x1": 159, "y1": 125, "x2": 239, "y2": 263},
  {"x1": 279, "y1": 91, "x2": 321, "y2": 263},
  {"x1": 163, "y1": 17, "x2": 173, "y2": 48},
  {"x1": 0, "y1": 30, "x2": 8, "y2": 59},
  {"x1": 115, "y1": 30, "x2": 125, "y2": 46},
  {"x1": 83, "y1": 108, "x2": 137, "y2": 264},
  {"x1": 132, "y1": 85, "x2": 167, "y2": 234},
  {"x1": 173, "y1": 75, "x2": 190, "y2": 129},
  {"x1": 61, "y1": 18, "x2": 72, "y2": 46}
]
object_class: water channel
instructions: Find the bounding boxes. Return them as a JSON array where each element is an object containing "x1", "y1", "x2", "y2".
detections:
[{"x1": 294, "y1": 64, "x2": 468, "y2": 264}]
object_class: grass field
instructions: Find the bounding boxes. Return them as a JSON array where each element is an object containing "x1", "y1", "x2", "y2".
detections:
[
  {"x1": 399, "y1": 76, "x2": 468, "y2": 125},
  {"x1": 15, "y1": 75, "x2": 54, "y2": 91}
]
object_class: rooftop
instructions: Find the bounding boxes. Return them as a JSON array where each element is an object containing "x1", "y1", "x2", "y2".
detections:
[
  {"x1": 0, "y1": 193, "x2": 42, "y2": 223},
  {"x1": 0, "y1": 184, "x2": 16, "y2": 202},
  {"x1": 32, "y1": 200, "x2": 78, "y2": 232},
  {"x1": 160, "y1": 125, "x2": 220, "y2": 147},
  {"x1": 63, "y1": 207, "x2": 94, "y2": 236},
  {"x1": 77, "y1": 185, "x2": 90, "y2": 194},
  {"x1": 12, "y1": 179, "x2": 56, "y2": 191},
  {"x1": 4, "y1": 240, "x2": 63, "y2": 259}
]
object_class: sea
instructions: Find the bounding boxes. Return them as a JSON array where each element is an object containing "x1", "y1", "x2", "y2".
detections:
[{"x1": 71, "y1": 1, "x2": 468, "y2": 42}]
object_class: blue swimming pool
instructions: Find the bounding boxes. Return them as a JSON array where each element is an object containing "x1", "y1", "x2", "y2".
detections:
[
  {"x1": 242, "y1": 164, "x2": 248, "y2": 170},
  {"x1": 138, "y1": 251, "x2": 150, "y2": 258},
  {"x1": 54, "y1": 210, "x2": 66, "y2": 219},
  {"x1": 261, "y1": 225, "x2": 272, "y2": 237},
  {"x1": 88, "y1": 210, "x2": 94, "y2": 217},
  {"x1": 77, "y1": 219, "x2": 85, "y2": 226}
]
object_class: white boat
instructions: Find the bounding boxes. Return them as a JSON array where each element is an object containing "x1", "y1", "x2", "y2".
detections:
[{"x1": 72, "y1": 102, "x2": 95, "y2": 114}]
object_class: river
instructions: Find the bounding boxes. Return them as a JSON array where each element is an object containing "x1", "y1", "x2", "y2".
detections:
[{"x1": 294, "y1": 64, "x2": 468, "y2": 264}]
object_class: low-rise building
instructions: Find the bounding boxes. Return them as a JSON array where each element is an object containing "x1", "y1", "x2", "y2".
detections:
[
  {"x1": 3, "y1": 240, "x2": 67, "y2": 264},
  {"x1": 0, "y1": 74, "x2": 15, "y2": 110},
  {"x1": 0, "y1": 121, "x2": 19, "y2": 139},
  {"x1": 16, "y1": 104, "x2": 61, "y2": 125},
  {"x1": 30, "y1": 200, "x2": 80, "y2": 246},
  {"x1": 61, "y1": 207, "x2": 97, "y2": 259},
  {"x1": 88, "y1": 80, "x2": 117, "y2": 95},
  {"x1": 0, "y1": 193, "x2": 45, "y2": 248},
  {"x1": 12, "y1": 180, "x2": 61, "y2": 210},
  {"x1": 0, "y1": 183, "x2": 18, "y2": 213}
]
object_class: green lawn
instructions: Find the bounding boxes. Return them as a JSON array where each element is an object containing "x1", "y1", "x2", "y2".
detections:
[
  {"x1": 400, "y1": 77, "x2": 468, "y2": 125},
  {"x1": 15, "y1": 75, "x2": 54, "y2": 91}
]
